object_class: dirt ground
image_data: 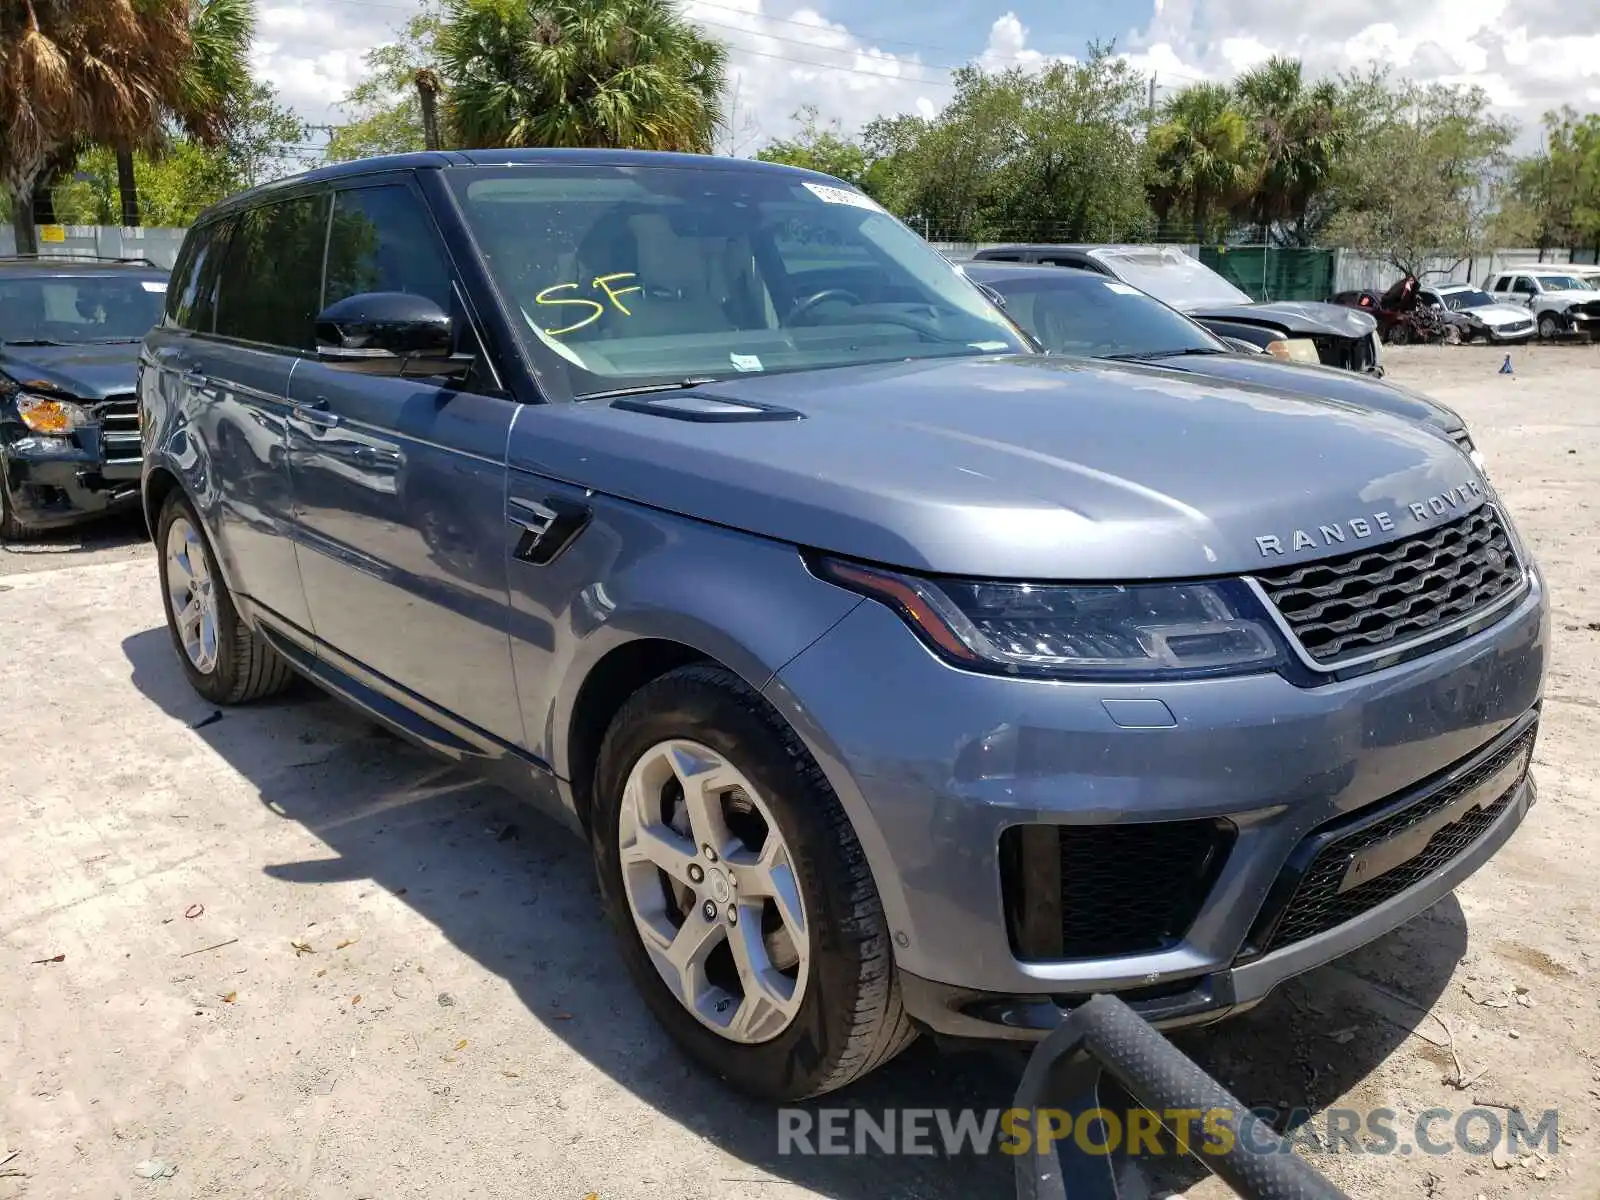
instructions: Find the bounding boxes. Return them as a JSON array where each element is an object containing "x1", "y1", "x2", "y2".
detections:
[{"x1": 2, "y1": 342, "x2": 1597, "y2": 1200}]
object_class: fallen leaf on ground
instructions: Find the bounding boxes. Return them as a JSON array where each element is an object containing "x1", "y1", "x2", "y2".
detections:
[
  {"x1": 455, "y1": 1039, "x2": 468, "y2": 1050},
  {"x1": 185, "y1": 904, "x2": 204, "y2": 919},
  {"x1": 29, "y1": 954, "x2": 65, "y2": 965},
  {"x1": 502, "y1": 1071, "x2": 520, "y2": 1078},
  {"x1": 336, "y1": 938, "x2": 358, "y2": 950},
  {"x1": 291, "y1": 940, "x2": 313, "y2": 955},
  {"x1": 351, "y1": 995, "x2": 362, "y2": 1005},
  {"x1": 221, "y1": 991, "x2": 237, "y2": 1004}
]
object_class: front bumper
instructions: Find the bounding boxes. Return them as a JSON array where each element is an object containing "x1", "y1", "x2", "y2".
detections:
[
  {"x1": 764, "y1": 568, "x2": 1548, "y2": 1037},
  {"x1": 2, "y1": 432, "x2": 141, "y2": 530}
]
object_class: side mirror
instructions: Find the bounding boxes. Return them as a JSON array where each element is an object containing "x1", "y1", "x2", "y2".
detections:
[{"x1": 314, "y1": 291, "x2": 458, "y2": 376}]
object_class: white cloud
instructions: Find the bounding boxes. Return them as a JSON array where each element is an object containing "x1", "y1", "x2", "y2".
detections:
[{"x1": 250, "y1": 0, "x2": 1600, "y2": 155}]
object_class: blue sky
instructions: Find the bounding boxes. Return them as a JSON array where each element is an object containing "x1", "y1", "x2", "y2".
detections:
[{"x1": 254, "y1": 0, "x2": 1600, "y2": 154}]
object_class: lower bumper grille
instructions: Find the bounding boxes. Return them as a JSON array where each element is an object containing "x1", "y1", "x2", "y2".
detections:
[
  {"x1": 1000, "y1": 819, "x2": 1235, "y2": 961},
  {"x1": 1248, "y1": 722, "x2": 1537, "y2": 956}
]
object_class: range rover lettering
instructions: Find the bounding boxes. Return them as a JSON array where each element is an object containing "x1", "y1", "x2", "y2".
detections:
[{"x1": 139, "y1": 153, "x2": 1549, "y2": 1100}]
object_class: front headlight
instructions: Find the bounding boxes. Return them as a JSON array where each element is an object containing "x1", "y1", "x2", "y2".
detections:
[
  {"x1": 16, "y1": 394, "x2": 92, "y2": 434},
  {"x1": 813, "y1": 557, "x2": 1282, "y2": 679},
  {"x1": 1264, "y1": 337, "x2": 1321, "y2": 365}
]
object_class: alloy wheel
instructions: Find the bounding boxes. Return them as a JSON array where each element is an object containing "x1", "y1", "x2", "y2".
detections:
[
  {"x1": 616, "y1": 738, "x2": 810, "y2": 1044},
  {"x1": 164, "y1": 516, "x2": 220, "y2": 675}
]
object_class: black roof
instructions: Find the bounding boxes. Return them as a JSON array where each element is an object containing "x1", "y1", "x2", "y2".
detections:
[
  {"x1": 192, "y1": 147, "x2": 854, "y2": 226},
  {"x1": 0, "y1": 254, "x2": 168, "y2": 274},
  {"x1": 957, "y1": 260, "x2": 1104, "y2": 283}
]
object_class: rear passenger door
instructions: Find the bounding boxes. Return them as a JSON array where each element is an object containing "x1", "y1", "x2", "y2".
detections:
[
  {"x1": 285, "y1": 177, "x2": 525, "y2": 749},
  {"x1": 147, "y1": 196, "x2": 325, "y2": 634}
]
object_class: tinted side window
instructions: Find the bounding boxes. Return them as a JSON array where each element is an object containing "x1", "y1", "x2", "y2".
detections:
[
  {"x1": 1512, "y1": 277, "x2": 1535, "y2": 294},
  {"x1": 214, "y1": 194, "x2": 330, "y2": 349},
  {"x1": 167, "y1": 219, "x2": 230, "y2": 332},
  {"x1": 324, "y1": 183, "x2": 453, "y2": 311}
]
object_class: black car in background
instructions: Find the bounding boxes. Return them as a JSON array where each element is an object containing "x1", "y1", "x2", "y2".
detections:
[
  {"x1": 960, "y1": 260, "x2": 1480, "y2": 458},
  {"x1": 968, "y1": 243, "x2": 1384, "y2": 374},
  {"x1": 0, "y1": 255, "x2": 168, "y2": 538}
]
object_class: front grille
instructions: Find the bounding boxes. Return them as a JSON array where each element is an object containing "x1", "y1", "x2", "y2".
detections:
[
  {"x1": 1253, "y1": 505, "x2": 1525, "y2": 669},
  {"x1": 94, "y1": 394, "x2": 141, "y2": 463},
  {"x1": 1000, "y1": 820, "x2": 1235, "y2": 961},
  {"x1": 1249, "y1": 724, "x2": 1536, "y2": 955},
  {"x1": 1313, "y1": 332, "x2": 1378, "y2": 372}
]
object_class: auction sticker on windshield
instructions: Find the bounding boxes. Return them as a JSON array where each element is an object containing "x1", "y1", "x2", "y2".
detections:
[{"x1": 802, "y1": 181, "x2": 884, "y2": 212}]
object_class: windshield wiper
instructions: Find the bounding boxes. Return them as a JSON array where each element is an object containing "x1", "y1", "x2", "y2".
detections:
[
  {"x1": 0, "y1": 337, "x2": 69, "y2": 347},
  {"x1": 575, "y1": 377, "x2": 723, "y2": 401},
  {"x1": 1102, "y1": 347, "x2": 1225, "y2": 362}
]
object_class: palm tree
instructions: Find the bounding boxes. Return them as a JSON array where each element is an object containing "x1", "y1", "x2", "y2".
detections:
[
  {"x1": 113, "y1": 0, "x2": 254, "y2": 226},
  {"x1": 1147, "y1": 83, "x2": 1257, "y2": 245},
  {"x1": 1, "y1": 0, "x2": 250, "y2": 250},
  {"x1": 439, "y1": 0, "x2": 728, "y2": 153},
  {"x1": 1235, "y1": 57, "x2": 1347, "y2": 244}
]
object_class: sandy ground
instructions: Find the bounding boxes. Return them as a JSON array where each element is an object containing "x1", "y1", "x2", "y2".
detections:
[{"x1": 2, "y1": 342, "x2": 1598, "y2": 1200}]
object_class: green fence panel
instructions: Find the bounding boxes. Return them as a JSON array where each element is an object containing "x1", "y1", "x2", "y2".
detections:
[{"x1": 1198, "y1": 246, "x2": 1336, "y2": 303}]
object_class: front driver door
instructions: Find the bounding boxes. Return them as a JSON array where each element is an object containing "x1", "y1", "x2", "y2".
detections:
[{"x1": 286, "y1": 177, "x2": 525, "y2": 749}]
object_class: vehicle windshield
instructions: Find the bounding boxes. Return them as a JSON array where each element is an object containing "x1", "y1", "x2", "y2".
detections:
[
  {"x1": 1533, "y1": 274, "x2": 1590, "y2": 291},
  {"x1": 447, "y1": 165, "x2": 1029, "y2": 397},
  {"x1": 1438, "y1": 289, "x2": 1497, "y2": 310},
  {"x1": 1088, "y1": 247, "x2": 1254, "y2": 310},
  {"x1": 978, "y1": 271, "x2": 1227, "y2": 358},
  {"x1": 0, "y1": 271, "x2": 167, "y2": 344}
]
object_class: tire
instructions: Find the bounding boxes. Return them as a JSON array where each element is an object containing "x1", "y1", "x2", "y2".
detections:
[
  {"x1": 1538, "y1": 313, "x2": 1560, "y2": 340},
  {"x1": 155, "y1": 491, "x2": 294, "y2": 705},
  {"x1": 592, "y1": 663, "x2": 915, "y2": 1100},
  {"x1": 1387, "y1": 324, "x2": 1409, "y2": 346},
  {"x1": 0, "y1": 480, "x2": 42, "y2": 542}
]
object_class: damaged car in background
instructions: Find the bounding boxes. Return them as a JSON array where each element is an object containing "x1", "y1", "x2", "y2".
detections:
[
  {"x1": 1331, "y1": 279, "x2": 1536, "y2": 345},
  {"x1": 1, "y1": 255, "x2": 168, "y2": 539},
  {"x1": 968, "y1": 242, "x2": 1384, "y2": 374},
  {"x1": 961, "y1": 260, "x2": 1486, "y2": 468},
  {"x1": 1483, "y1": 267, "x2": 1600, "y2": 340}
]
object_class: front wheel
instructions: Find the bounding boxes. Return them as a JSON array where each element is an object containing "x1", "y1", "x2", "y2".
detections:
[
  {"x1": 592, "y1": 664, "x2": 915, "y2": 1099},
  {"x1": 1538, "y1": 313, "x2": 1561, "y2": 340},
  {"x1": 156, "y1": 492, "x2": 294, "y2": 705}
]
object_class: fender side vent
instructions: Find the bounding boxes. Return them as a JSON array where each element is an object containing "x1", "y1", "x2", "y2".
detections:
[{"x1": 610, "y1": 394, "x2": 804, "y2": 423}]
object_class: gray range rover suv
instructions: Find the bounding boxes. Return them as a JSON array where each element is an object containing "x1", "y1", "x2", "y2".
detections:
[{"x1": 139, "y1": 151, "x2": 1549, "y2": 1101}]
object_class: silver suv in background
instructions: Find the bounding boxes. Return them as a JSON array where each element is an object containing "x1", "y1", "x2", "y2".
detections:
[
  {"x1": 1484, "y1": 267, "x2": 1600, "y2": 339},
  {"x1": 140, "y1": 152, "x2": 1548, "y2": 1100}
]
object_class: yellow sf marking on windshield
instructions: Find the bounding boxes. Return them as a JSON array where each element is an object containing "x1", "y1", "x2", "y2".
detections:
[{"x1": 534, "y1": 273, "x2": 643, "y2": 335}]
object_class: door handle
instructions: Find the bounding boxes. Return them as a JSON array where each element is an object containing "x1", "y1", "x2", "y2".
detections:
[
  {"x1": 180, "y1": 371, "x2": 208, "y2": 388},
  {"x1": 290, "y1": 398, "x2": 341, "y2": 430}
]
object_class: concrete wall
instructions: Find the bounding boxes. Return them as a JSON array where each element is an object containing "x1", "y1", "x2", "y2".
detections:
[
  {"x1": 1, "y1": 225, "x2": 187, "y2": 269},
  {"x1": 1330, "y1": 248, "x2": 1584, "y2": 296}
]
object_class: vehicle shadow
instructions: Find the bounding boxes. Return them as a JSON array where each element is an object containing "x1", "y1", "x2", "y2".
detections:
[
  {"x1": 122, "y1": 625, "x2": 1467, "y2": 1200},
  {"x1": 0, "y1": 508, "x2": 147, "y2": 567}
]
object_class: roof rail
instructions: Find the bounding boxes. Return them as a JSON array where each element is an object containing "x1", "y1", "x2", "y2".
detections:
[{"x1": 0, "y1": 251, "x2": 163, "y2": 268}]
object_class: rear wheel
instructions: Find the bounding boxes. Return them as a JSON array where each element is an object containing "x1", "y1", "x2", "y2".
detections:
[
  {"x1": 592, "y1": 664, "x2": 915, "y2": 1099},
  {"x1": 156, "y1": 492, "x2": 294, "y2": 705}
]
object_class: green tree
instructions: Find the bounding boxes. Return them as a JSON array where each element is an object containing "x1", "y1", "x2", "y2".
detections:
[
  {"x1": 1325, "y1": 79, "x2": 1515, "y2": 277},
  {"x1": 438, "y1": 0, "x2": 728, "y2": 152},
  {"x1": 1233, "y1": 57, "x2": 1348, "y2": 245},
  {"x1": 325, "y1": 2, "x2": 446, "y2": 163},
  {"x1": 859, "y1": 46, "x2": 1150, "y2": 243},
  {"x1": 1501, "y1": 107, "x2": 1600, "y2": 255},
  {"x1": 50, "y1": 83, "x2": 307, "y2": 227},
  {"x1": 1148, "y1": 82, "x2": 1257, "y2": 244},
  {"x1": 756, "y1": 106, "x2": 868, "y2": 186}
]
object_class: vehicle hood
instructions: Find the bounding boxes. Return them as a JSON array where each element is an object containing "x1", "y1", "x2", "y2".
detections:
[
  {"x1": 1137, "y1": 353, "x2": 1464, "y2": 435},
  {"x1": 1459, "y1": 304, "x2": 1534, "y2": 327},
  {"x1": 1535, "y1": 289, "x2": 1599, "y2": 307},
  {"x1": 0, "y1": 342, "x2": 138, "y2": 401},
  {"x1": 514, "y1": 355, "x2": 1486, "y2": 580},
  {"x1": 1182, "y1": 300, "x2": 1378, "y2": 340}
]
